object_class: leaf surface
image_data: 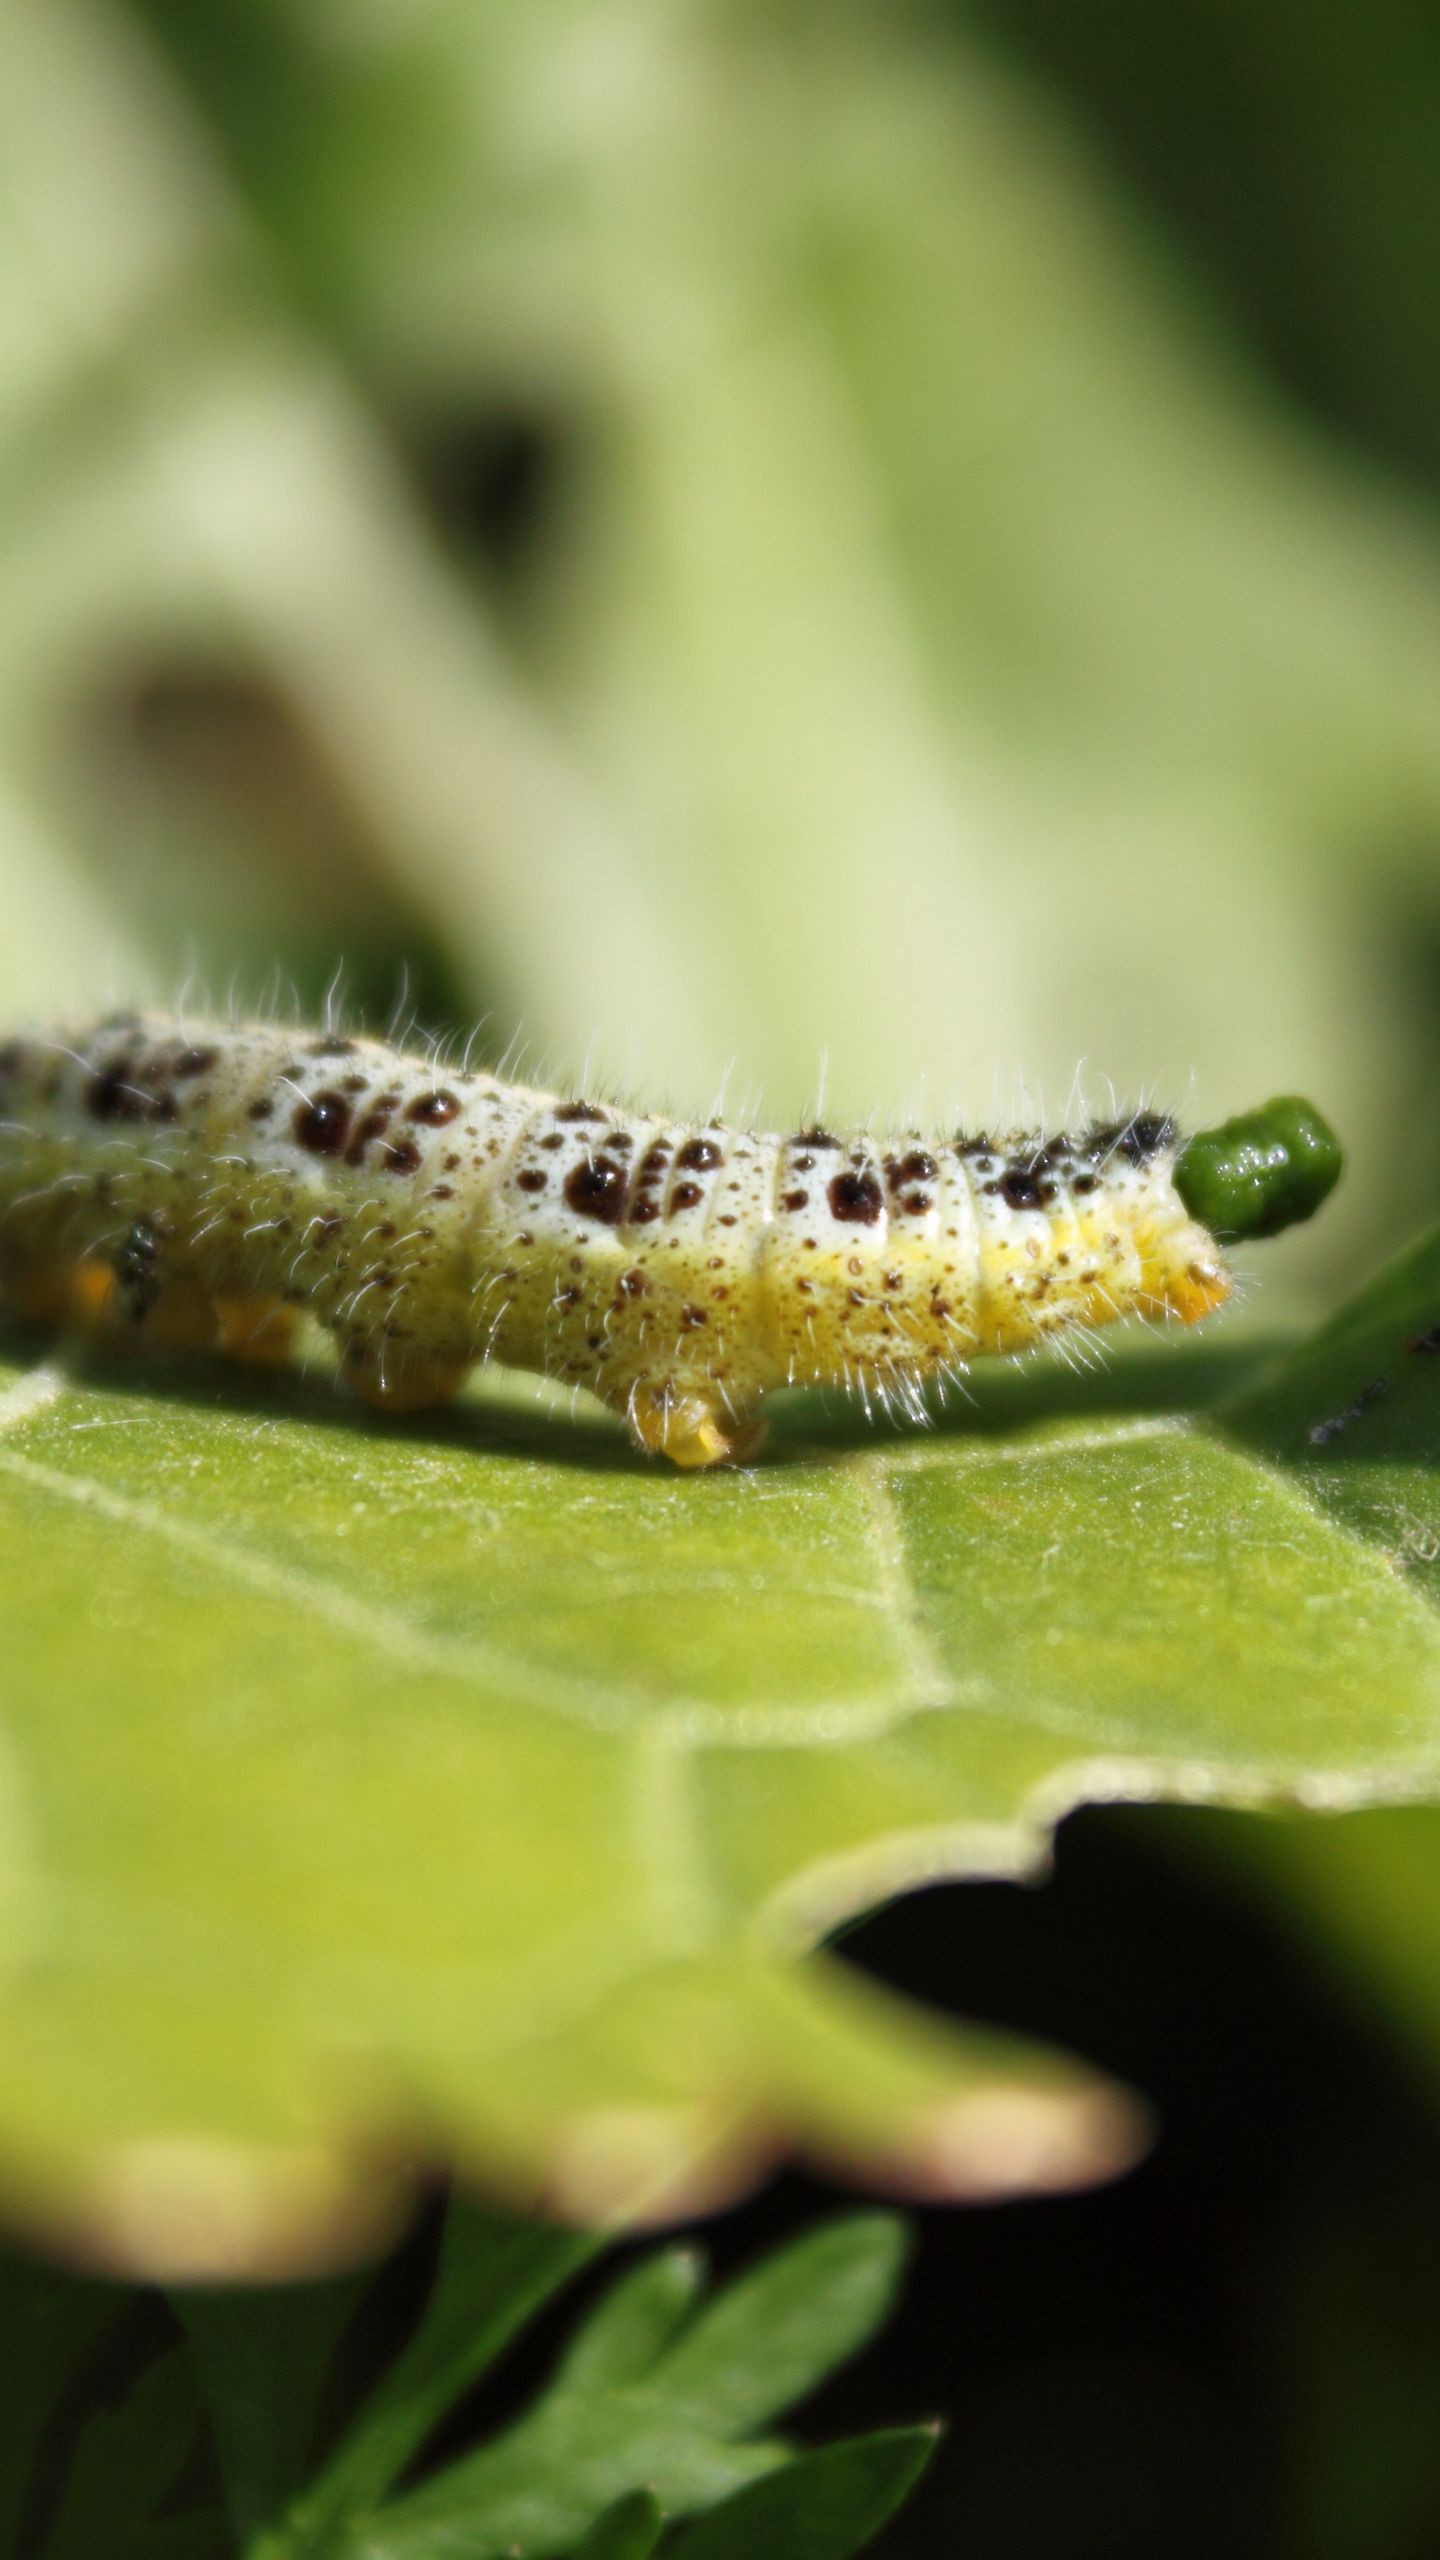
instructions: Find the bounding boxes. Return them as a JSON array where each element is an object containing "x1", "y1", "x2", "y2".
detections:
[{"x1": 0, "y1": 1229, "x2": 1437, "y2": 2272}]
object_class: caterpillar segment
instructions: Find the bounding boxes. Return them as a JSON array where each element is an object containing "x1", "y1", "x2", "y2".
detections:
[{"x1": 0, "y1": 1017, "x2": 1341, "y2": 1467}]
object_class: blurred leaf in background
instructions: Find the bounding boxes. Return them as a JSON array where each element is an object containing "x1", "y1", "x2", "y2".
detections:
[{"x1": 5, "y1": 0, "x2": 1440, "y2": 1278}]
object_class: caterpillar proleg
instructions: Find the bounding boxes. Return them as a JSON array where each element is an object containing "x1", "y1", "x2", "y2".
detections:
[{"x1": 0, "y1": 1015, "x2": 1342, "y2": 1466}]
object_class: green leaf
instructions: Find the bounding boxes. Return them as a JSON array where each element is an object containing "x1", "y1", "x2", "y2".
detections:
[
  {"x1": 39, "y1": 2346, "x2": 221, "y2": 2560},
  {"x1": 213, "y1": 2211, "x2": 933, "y2": 2560},
  {"x1": 1102, "y1": 1225, "x2": 1440, "y2": 2330},
  {"x1": 352, "y1": 2214, "x2": 905, "y2": 2560},
  {"x1": 571, "y1": 2492, "x2": 663, "y2": 2560},
  {"x1": 26, "y1": 2210, "x2": 930, "y2": 2560},
  {"x1": 1227, "y1": 1223, "x2": 1440, "y2": 1603},
  {"x1": 1155, "y1": 1230, "x2": 1440, "y2": 2111},
  {"x1": 0, "y1": 2248, "x2": 122, "y2": 2552},
  {"x1": 548, "y1": 2251, "x2": 707, "y2": 2400},
  {"x1": 289, "y1": 2207, "x2": 593, "y2": 2549},
  {"x1": 175, "y1": 2267, "x2": 366, "y2": 2548},
  {"x1": 363, "y1": 2426, "x2": 782, "y2": 2560},
  {"x1": 636, "y1": 2216, "x2": 905, "y2": 2439},
  {"x1": 665, "y1": 2428, "x2": 937, "y2": 2560},
  {"x1": 3, "y1": 1224, "x2": 1440, "y2": 2266}
]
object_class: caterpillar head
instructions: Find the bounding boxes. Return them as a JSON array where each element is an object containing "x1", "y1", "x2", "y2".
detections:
[{"x1": 1175, "y1": 1097, "x2": 1343, "y2": 1243}]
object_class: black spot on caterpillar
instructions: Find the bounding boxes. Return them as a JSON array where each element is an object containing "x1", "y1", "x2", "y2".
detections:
[{"x1": 0, "y1": 1018, "x2": 1341, "y2": 1467}]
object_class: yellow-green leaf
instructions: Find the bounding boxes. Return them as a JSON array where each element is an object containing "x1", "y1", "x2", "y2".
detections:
[{"x1": 0, "y1": 1231, "x2": 1438, "y2": 2273}]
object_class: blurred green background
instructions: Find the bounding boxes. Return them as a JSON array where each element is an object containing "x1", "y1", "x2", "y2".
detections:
[{"x1": 6, "y1": 0, "x2": 1440, "y2": 1308}]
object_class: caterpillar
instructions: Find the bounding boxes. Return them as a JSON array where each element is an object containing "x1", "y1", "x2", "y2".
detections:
[{"x1": 0, "y1": 1014, "x2": 1341, "y2": 1467}]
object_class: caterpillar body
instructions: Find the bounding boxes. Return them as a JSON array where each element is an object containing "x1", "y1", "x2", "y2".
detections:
[{"x1": 0, "y1": 1015, "x2": 1341, "y2": 1467}]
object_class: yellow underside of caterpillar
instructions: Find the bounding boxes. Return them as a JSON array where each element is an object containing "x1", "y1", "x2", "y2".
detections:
[{"x1": 0, "y1": 1170, "x2": 1229, "y2": 1467}]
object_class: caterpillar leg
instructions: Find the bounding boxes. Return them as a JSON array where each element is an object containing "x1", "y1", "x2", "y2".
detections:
[
  {"x1": 1152, "y1": 1257, "x2": 1230, "y2": 1327},
  {"x1": 214, "y1": 1295, "x2": 300, "y2": 1366},
  {"x1": 625, "y1": 1383, "x2": 768, "y2": 1470},
  {"x1": 340, "y1": 1338, "x2": 470, "y2": 1414},
  {"x1": 129, "y1": 1280, "x2": 220, "y2": 1351},
  {"x1": 4, "y1": 1257, "x2": 216, "y2": 1349},
  {"x1": 101, "y1": 1222, "x2": 217, "y2": 1349},
  {"x1": 2, "y1": 1259, "x2": 113, "y2": 1327}
]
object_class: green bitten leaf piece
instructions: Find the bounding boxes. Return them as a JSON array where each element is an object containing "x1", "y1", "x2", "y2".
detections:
[
  {"x1": 0, "y1": 1217, "x2": 1439, "y2": 2271},
  {"x1": 1175, "y1": 1096, "x2": 1343, "y2": 1241}
]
